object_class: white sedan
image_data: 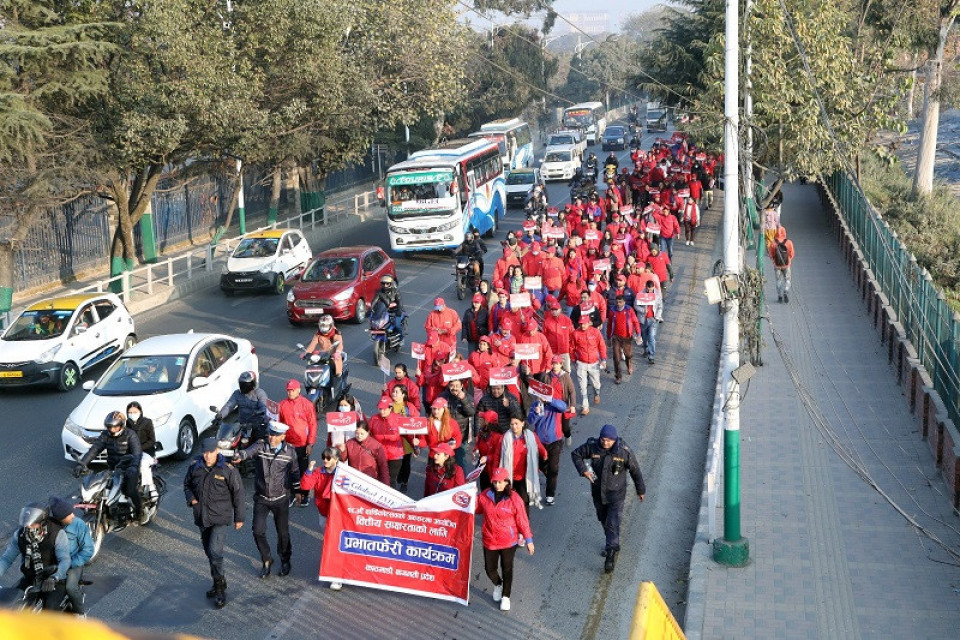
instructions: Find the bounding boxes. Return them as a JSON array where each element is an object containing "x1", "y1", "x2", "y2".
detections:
[{"x1": 62, "y1": 332, "x2": 258, "y2": 462}]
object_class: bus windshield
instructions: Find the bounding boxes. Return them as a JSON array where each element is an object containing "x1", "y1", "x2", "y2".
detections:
[
  {"x1": 387, "y1": 170, "x2": 458, "y2": 219},
  {"x1": 563, "y1": 109, "x2": 593, "y2": 128}
]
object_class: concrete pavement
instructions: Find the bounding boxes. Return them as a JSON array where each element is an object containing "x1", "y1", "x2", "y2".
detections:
[{"x1": 686, "y1": 183, "x2": 960, "y2": 639}]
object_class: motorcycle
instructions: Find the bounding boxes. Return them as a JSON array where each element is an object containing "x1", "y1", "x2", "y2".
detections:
[
  {"x1": 454, "y1": 254, "x2": 481, "y2": 301},
  {"x1": 603, "y1": 163, "x2": 617, "y2": 182},
  {"x1": 369, "y1": 301, "x2": 406, "y2": 364},
  {"x1": 209, "y1": 407, "x2": 259, "y2": 476},
  {"x1": 584, "y1": 162, "x2": 598, "y2": 183},
  {"x1": 72, "y1": 453, "x2": 166, "y2": 561},
  {"x1": 8, "y1": 567, "x2": 87, "y2": 614},
  {"x1": 296, "y1": 343, "x2": 350, "y2": 412}
]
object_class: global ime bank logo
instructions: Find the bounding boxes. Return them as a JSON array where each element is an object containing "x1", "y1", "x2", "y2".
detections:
[{"x1": 451, "y1": 490, "x2": 471, "y2": 509}]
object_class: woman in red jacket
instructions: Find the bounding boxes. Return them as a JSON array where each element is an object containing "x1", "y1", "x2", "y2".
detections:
[
  {"x1": 368, "y1": 397, "x2": 405, "y2": 488},
  {"x1": 423, "y1": 443, "x2": 465, "y2": 497},
  {"x1": 387, "y1": 385, "x2": 420, "y2": 492},
  {"x1": 338, "y1": 422, "x2": 390, "y2": 486},
  {"x1": 299, "y1": 447, "x2": 340, "y2": 527},
  {"x1": 476, "y1": 467, "x2": 535, "y2": 612},
  {"x1": 418, "y1": 397, "x2": 463, "y2": 463}
]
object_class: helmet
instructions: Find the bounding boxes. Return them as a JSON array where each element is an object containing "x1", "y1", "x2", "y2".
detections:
[
  {"x1": 380, "y1": 275, "x2": 395, "y2": 291},
  {"x1": 318, "y1": 314, "x2": 334, "y2": 335},
  {"x1": 19, "y1": 502, "x2": 48, "y2": 529},
  {"x1": 238, "y1": 371, "x2": 257, "y2": 394},
  {"x1": 104, "y1": 411, "x2": 126, "y2": 435}
]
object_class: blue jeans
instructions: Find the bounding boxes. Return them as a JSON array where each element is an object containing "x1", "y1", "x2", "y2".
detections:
[
  {"x1": 65, "y1": 565, "x2": 85, "y2": 614},
  {"x1": 661, "y1": 235, "x2": 674, "y2": 260},
  {"x1": 641, "y1": 318, "x2": 658, "y2": 358}
]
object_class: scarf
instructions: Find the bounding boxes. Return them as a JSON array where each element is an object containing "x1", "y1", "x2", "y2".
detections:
[
  {"x1": 499, "y1": 430, "x2": 542, "y2": 509},
  {"x1": 24, "y1": 527, "x2": 45, "y2": 576}
]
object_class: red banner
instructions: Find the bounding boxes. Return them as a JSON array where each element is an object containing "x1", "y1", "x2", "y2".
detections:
[
  {"x1": 396, "y1": 416, "x2": 429, "y2": 435},
  {"x1": 636, "y1": 291, "x2": 657, "y2": 305},
  {"x1": 318, "y1": 464, "x2": 476, "y2": 605},
  {"x1": 584, "y1": 230, "x2": 600, "y2": 241},
  {"x1": 527, "y1": 378, "x2": 553, "y2": 401},
  {"x1": 326, "y1": 411, "x2": 358, "y2": 433},
  {"x1": 441, "y1": 362, "x2": 473, "y2": 382},
  {"x1": 411, "y1": 342, "x2": 426, "y2": 361},
  {"x1": 592, "y1": 258, "x2": 611, "y2": 273}
]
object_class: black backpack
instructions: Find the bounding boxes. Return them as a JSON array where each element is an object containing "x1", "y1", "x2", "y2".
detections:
[{"x1": 773, "y1": 240, "x2": 789, "y2": 267}]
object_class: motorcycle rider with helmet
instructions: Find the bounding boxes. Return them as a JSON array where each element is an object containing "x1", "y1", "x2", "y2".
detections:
[
  {"x1": 458, "y1": 230, "x2": 488, "y2": 279},
  {"x1": 0, "y1": 503, "x2": 70, "y2": 609},
  {"x1": 218, "y1": 371, "x2": 271, "y2": 443},
  {"x1": 585, "y1": 152, "x2": 599, "y2": 182},
  {"x1": 74, "y1": 411, "x2": 146, "y2": 524},
  {"x1": 303, "y1": 315, "x2": 345, "y2": 380},
  {"x1": 372, "y1": 275, "x2": 405, "y2": 336}
]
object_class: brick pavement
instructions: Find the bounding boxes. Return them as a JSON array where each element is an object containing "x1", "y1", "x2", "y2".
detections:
[{"x1": 690, "y1": 183, "x2": 960, "y2": 639}]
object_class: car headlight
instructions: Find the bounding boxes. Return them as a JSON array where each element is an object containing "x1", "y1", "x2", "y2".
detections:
[
  {"x1": 286, "y1": 290, "x2": 295, "y2": 303},
  {"x1": 154, "y1": 412, "x2": 172, "y2": 428},
  {"x1": 64, "y1": 416, "x2": 83, "y2": 437},
  {"x1": 36, "y1": 344, "x2": 62, "y2": 364},
  {"x1": 259, "y1": 262, "x2": 275, "y2": 274},
  {"x1": 389, "y1": 224, "x2": 405, "y2": 234},
  {"x1": 437, "y1": 220, "x2": 459, "y2": 232},
  {"x1": 333, "y1": 287, "x2": 354, "y2": 302}
]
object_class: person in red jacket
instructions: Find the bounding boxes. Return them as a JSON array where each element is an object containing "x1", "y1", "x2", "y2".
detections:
[
  {"x1": 277, "y1": 379, "x2": 318, "y2": 507},
  {"x1": 488, "y1": 289, "x2": 515, "y2": 334},
  {"x1": 571, "y1": 314, "x2": 607, "y2": 415},
  {"x1": 516, "y1": 320, "x2": 553, "y2": 376},
  {"x1": 299, "y1": 447, "x2": 339, "y2": 527},
  {"x1": 768, "y1": 225, "x2": 796, "y2": 303},
  {"x1": 418, "y1": 397, "x2": 463, "y2": 461},
  {"x1": 338, "y1": 421, "x2": 390, "y2": 487},
  {"x1": 658, "y1": 208, "x2": 680, "y2": 261},
  {"x1": 647, "y1": 246, "x2": 671, "y2": 288},
  {"x1": 476, "y1": 467, "x2": 535, "y2": 612},
  {"x1": 541, "y1": 248, "x2": 565, "y2": 299},
  {"x1": 384, "y1": 363, "x2": 422, "y2": 414},
  {"x1": 520, "y1": 241, "x2": 545, "y2": 278},
  {"x1": 543, "y1": 297, "x2": 575, "y2": 372},
  {"x1": 605, "y1": 294, "x2": 641, "y2": 384},
  {"x1": 424, "y1": 297, "x2": 461, "y2": 349},
  {"x1": 492, "y1": 247, "x2": 520, "y2": 292},
  {"x1": 423, "y1": 443, "x2": 465, "y2": 497},
  {"x1": 469, "y1": 336, "x2": 501, "y2": 391},
  {"x1": 367, "y1": 398, "x2": 405, "y2": 488}
]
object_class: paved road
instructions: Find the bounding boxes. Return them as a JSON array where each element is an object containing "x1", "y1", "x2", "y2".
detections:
[{"x1": 0, "y1": 127, "x2": 720, "y2": 638}]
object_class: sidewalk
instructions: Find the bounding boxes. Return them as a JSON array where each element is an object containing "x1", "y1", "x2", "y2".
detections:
[{"x1": 687, "y1": 183, "x2": 960, "y2": 639}]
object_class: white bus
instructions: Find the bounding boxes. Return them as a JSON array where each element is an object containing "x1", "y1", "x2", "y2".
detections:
[
  {"x1": 562, "y1": 101, "x2": 607, "y2": 145},
  {"x1": 385, "y1": 138, "x2": 506, "y2": 252},
  {"x1": 468, "y1": 117, "x2": 533, "y2": 171}
]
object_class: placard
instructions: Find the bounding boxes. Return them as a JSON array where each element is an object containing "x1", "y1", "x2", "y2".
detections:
[
  {"x1": 584, "y1": 230, "x2": 600, "y2": 242},
  {"x1": 646, "y1": 222, "x2": 661, "y2": 235},
  {"x1": 636, "y1": 291, "x2": 657, "y2": 305},
  {"x1": 396, "y1": 416, "x2": 430, "y2": 435},
  {"x1": 542, "y1": 227, "x2": 566, "y2": 240},
  {"x1": 592, "y1": 258, "x2": 611, "y2": 273},
  {"x1": 513, "y1": 343, "x2": 539, "y2": 360},
  {"x1": 509, "y1": 292, "x2": 531, "y2": 309},
  {"x1": 411, "y1": 342, "x2": 426, "y2": 360},
  {"x1": 619, "y1": 205, "x2": 634, "y2": 217},
  {"x1": 527, "y1": 378, "x2": 553, "y2": 401},
  {"x1": 488, "y1": 366, "x2": 518, "y2": 387},
  {"x1": 441, "y1": 362, "x2": 473, "y2": 382},
  {"x1": 523, "y1": 276, "x2": 542, "y2": 291},
  {"x1": 326, "y1": 411, "x2": 359, "y2": 433}
]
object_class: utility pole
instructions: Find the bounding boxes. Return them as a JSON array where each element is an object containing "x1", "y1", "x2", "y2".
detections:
[{"x1": 713, "y1": 0, "x2": 750, "y2": 567}]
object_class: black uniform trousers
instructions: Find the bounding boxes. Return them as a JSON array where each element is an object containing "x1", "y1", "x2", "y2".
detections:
[{"x1": 252, "y1": 497, "x2": 291, "y2": 563}]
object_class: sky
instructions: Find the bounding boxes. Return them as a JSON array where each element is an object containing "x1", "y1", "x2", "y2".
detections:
[{"x1": 550, "y1": 0, "x2": 665, "y2": 32}]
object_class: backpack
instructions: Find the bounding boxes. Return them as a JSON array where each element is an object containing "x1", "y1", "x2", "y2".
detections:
[{"x1": 773, "y1": 240, "x2": 789, "y2": 267}]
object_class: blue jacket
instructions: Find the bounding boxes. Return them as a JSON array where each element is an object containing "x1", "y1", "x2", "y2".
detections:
[
  {"x1": 62, "y1": 517, "x2": 95, "y2": 568},
  {"x1": 527, "y1": 398, "x2": 568, "y2": 446}
]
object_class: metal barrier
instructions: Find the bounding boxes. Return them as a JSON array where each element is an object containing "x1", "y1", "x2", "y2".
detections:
[{"x1": 826, "y1": 171, "x2": 960, "y2": 428}]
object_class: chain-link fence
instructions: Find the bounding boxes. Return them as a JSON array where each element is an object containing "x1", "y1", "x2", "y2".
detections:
[{"x1": 826, "y1": 171, "x2": 960, "y2": 428}]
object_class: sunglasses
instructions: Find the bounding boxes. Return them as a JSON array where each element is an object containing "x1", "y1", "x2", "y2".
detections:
[{"x1": 322, "y1": 455, "x2": 335, "y2": 461}]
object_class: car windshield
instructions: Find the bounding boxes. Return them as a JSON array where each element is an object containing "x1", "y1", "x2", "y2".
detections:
[
  {"x1": 233, "y1": 237, "x2": 279, "y2": 259},
  {"x1": 550, "y1": 135, "x2": 574, "y2": 146},
  {"x1": 2, "y1": 310, "x2": 73, "y2": 341},
  {"x1": 507, "y1": 172, "x2": 536, "y2": 185},
  {"x1": 606, "y1": 127, "x2": 625, "y2": 137},
  {"x1": 94, "y1": 355, "x2": 187, "y2": 396},
  {"x1": 647, "y1": 110, "x2": 664, "y2": 120},
  {"x1": 545, "y1": 151, "x2": 571, "y2": 163},
  {"x1": 301, "y1": 257, "x2": 358, "y2": 282}
]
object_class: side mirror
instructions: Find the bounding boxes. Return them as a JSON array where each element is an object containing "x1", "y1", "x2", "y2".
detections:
[
  {"x1": 82, "y1": 381, "x2": 95, "y2": 391},
  {"x1": 282, "y1": 249, "x2": 292, "y2": 256},
  {"x1": 209, "y1": 405, "x2": 219, "y2": 412},
  {"x1": 73, "y1": 325, "x2": 87, "y2": 335},
  {"x1": 192, "y1": 376, "x2": 209, "y2": 389}
]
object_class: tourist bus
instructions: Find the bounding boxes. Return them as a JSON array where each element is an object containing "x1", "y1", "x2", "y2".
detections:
[
  {"x1": 562, "y1": 101, "x2": 607, "y2": 145},
  {"x1": 468, "y1": 117, "x2": 533, "y2": 171},
  {"x1": 384, "y1": 138, "x2": 505, "y2": 252}
]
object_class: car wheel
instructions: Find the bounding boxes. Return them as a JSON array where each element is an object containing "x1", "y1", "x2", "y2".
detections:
[
  {"x1": 123, "y1": 334, "x2": 137, "y2": 352},
  {"x1": 289, "y1": 318, "x2": 300, "y2": 326},
  {"x1": 353, "y1": 298, "x2": 367, "y2": 324},
  {"x1": 274, "y1": 273, "x2": 285, "y2": 295},
  {"x1": 57, "y1": 362, "x2": 80, "y2": 392},
  {"x1": 173, "y1": 418, "x2": 198, "y2": 460}
]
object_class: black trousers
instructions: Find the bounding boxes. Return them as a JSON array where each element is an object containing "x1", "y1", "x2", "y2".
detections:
[
  {"x1": 253, "y1": 498, "x2": 291, "y2": 563},
  {"x1": 397, "y1": 453, "x2": 412, "y2": 485},
  {"x1": 591, "y1": 490, "x2": 625, "y2": 552},
  {"x1": 483, "y1": 546, "x2": 518, "y2": 597},
  {"x1": 388, "y1": 458, "x2": 403, "y2": 488},
  {"x1": 123, "y1": 465, "x2": 142, "y2": 516},
  {"x1": 543, "y1": 440, "x2": 563, "y2": 498},
  {"x1": 511, "y1": 479, "x2": 530, "y2": 515},
  {"x1": 200, "y1": 524, "x2": 228, "y2": 580},
  {"x1": 294, "y1": 446, "x2": 310, "y2": 499}
]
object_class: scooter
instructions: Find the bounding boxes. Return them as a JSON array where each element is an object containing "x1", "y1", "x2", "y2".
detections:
[
  {"x1": 296, "y1": 343, "x2": 350, "y2": 412},
  {"x1": 9, "y1": 567, "x2": 88, "y2": 614},
  {"x1": 369, "y1": 301, "x2": 406, "y2": 364},
  {"x1": 72, "y1": 453, "x2": 166, "y2": 562}
]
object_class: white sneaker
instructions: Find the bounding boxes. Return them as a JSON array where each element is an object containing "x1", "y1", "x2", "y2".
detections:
[
  {"x1": 492, "y1": 584, "x2": 503, "y2": 602},
  {"x1": 330, "y1": 582, "x2": 342, "y2": 591},
  {"x1": 500, "y1": 596, "x2": 511, "y2": 611},
  {"x1": 545, "y1": 496, "x2": 555, "y2": 506}
]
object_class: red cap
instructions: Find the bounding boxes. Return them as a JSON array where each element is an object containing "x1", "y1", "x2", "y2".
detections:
[
  {"x1": 431, "y1": 443, "x2": 455, "y2": 458},
  {"x1": 500, "y1": 318, "x2": 513, "y2": 332},
  {"x1": 481, "y1": 410, "x2": 500, "y2": 424},
  {"x1": 433, "y1": 297, "x2": 445, "y2": 309},
  {"x1": 426, "y1": 330, "x2": 440, "y2": 346},
  {"x1": 547, "y1": 299, "x2": 561, "y2": 310},
  {"x1": 522, "y1": 220, "x2": 536, "y2": 230},
  {"x1": 551, "y1": 355, "x2": 564, "y2": 365},
  {"x1": 285, "y1": 379, "x2": 300, "y2": 391},
  {"x1": 472, "y1": 292, "x2": 484, "y2": 303},
  {"x1": 478, "y1": 335, "x2": 492, "y2": 345},
  {"x1": 431, "y1": 397, "x2": 448, "y2": 409},
  {"x1": 496, "y1": 287, "x2": 507, "y2": 295},
  {"x1": 377, "y1": 398, "x2": 391, "y2": 410},
  {"x1": 490, "y1": 468, "x2": 510, "y2": 483},
  {"x1": 531, "y1": 241, "x2": 542, "y2": 252}
]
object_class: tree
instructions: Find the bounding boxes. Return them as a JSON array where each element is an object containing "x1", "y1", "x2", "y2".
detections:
[
  {"x1": 0, "y1": 0, "x2": 117, "y2": 311},
  {"x1": 621, "y1": 5, "x2": 673, "y2": 45}
]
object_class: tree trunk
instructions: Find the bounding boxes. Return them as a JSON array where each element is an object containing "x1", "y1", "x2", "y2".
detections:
[
  {"x1": 913, "y1": 17, "x2": 955, "y2": 197},
  {"x1": 106, "y1": 165, "x2": 163, "y2": 287},
  {"x1": 220, "y1": 169, "x2": 243, "y2": 233},
  {"x1": 268, "y1": 165, "x2": 282, "y2": 221},
  {"x1": 286, "y1": 163, "x2": 302, "y2": 217},
  {"x1": 0, "y1": 240, "x2": 15, "y2": 315}
]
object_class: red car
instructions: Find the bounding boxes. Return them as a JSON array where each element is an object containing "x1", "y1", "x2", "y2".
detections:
[{"x1": 286, "y1": 246, "x2": 397, "y2": 324}]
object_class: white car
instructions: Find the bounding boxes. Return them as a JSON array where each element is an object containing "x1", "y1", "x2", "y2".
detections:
[
  {"x1": 62, "y1": 332, "x2": 259, "y2": 462},
  {"x1": 220, "y1": 229, "x2": 312, "y2": 296},
  {"x1": 540, "y1": 145, "x2": 581, "y2": 181},
  {"x1": 0, "y1": 293, "x2": 136, "y2": 392},
  {"x1": 546, "y1": 130, "x2": 586, "y2": 159},
  {"x1": 505, "y1": 167, "x2": 541, "y2": 208}
]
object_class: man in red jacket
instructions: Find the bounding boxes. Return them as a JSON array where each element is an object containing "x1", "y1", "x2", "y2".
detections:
[
  {"x1": 425, "y1": 297, "x2": 461, "y2": 349},
  {"x1": 277, "y1": 379, "x2": 317, "y2": 507},
  {"x1": 543, "y1": 297, "x2": 575, "y2": 372},
  {"x1": 605, "y1": 295, "x2": 641, "y2": 384},
  {"x1": 571, "y1": 314, "x2": 607, "y2": 415},
  {"x1": 516, "y1": 319, "x2": 553, "y2": 376}
]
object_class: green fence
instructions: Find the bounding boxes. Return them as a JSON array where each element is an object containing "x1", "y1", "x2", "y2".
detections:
[{"x1": 827, "y1": 171, "x2": 960, "y2": 427}]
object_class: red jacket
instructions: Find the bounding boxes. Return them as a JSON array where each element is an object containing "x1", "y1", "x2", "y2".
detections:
[
  {"x1": 648, "y1": 252, "x2": 670, "y2": 284},
  {"x1": 368, "y1": 412, "x2": 404, "y2": 461},
  {"x1": 520, "y1": 250, "x2": 545, "y2": 277},
  {"x1": 476, "y1": 488, "x2": 533, "y2": 550},
  {"x1": 276, "y1": 395, "x2": 317, "y2": 448},
  {"x1": 469, "y1": 350, "x2": 502, "y2": 390},
  {"x1": 606, "y1": 305, "x2": 641, "y2": 339},
  {"x1": 339, "y1": 438, "x2": 390, "y2": 486},
  {"x1": 423, "y1": 463, "x2": 466, "y2": 497},
  {"x1": 659, "y1": 212, "x2": 680, "y2": 239},
  {"x1": 516, "y1": 330, "x2": 553, "y2": 375},
  {"x1": 571, "y1": 325, "x2": 607, "y2": 364},
  {"x1": 299, "y1": 467, "x2": 335, "y2": 516},
  {"x1": 424, "y1": 417, "x2": 463, "y2": 451},
  {"x1": 385, "y1": 377, "x2": 422, "y2": 413},
  {"x1": 425, "y1": 308, "x2": 461, "y2": 347},
  {"x1": 543, "y1": 311, "x2": 575, "y2": 355},
  {"x1": 541, "y1": 255, "x2": 565, "y2": 291}
]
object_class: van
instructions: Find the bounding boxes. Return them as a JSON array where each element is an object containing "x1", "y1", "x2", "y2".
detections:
[{"x1": 540, "y1": 145, "x2": 581, "y2": 181}]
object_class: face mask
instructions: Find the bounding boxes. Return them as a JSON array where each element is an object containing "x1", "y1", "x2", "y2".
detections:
[
  {"x1": 127, "y1": 411, "x2": 141, "y2": 422},
  {"x1": 338, "y1": 404, "x2": 350, "y2": 412},
  {"x1": 588, "y1": 285, "x2": 596, "y2": 292}
]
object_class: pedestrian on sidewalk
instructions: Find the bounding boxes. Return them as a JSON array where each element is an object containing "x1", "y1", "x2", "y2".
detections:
[
  {"x1": 570, "y1": 424, "x2": 645, "y2": 574},
  {"x1": 762, "y1": 204, "x2": 780, "y2": 250},
  {"x1": 184, "y1": 437, "x2": 244, "y2": 608},
  {"x1": 606, "y1": 294, "x2": 641, "y2": 383},
  {"x1": 476, "y1": 467, "x2": 535, "y2": 612},
  {"x1": 681, "y1": 197, "x2": 700, "y2": 246},
  {"x1": 769, "y1": 225, "x2": 795, "y2": 303}
]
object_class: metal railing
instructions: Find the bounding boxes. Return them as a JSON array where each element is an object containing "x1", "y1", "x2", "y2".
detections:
[
  {"x1": 825, "y1": 171, "x2": 960, "y2": 428},
  {"x1": 1, "y1": 188, "x2": 379, "y2": 329}
]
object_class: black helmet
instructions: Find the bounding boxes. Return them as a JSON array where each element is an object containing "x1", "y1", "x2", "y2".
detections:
[
  {"x1": 104, "y1": 411, "x2": 126, "y2": 435},
  {"x1": 238, "y1": 371, "x2": 257, "y2": 395},
  {"x1": 19, "y1": 502, "x2": 48, "y2": 528}
]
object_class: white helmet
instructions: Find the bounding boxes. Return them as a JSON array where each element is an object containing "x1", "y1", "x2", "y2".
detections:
[{"x1": 318, "y1": 315, "x2": 334, "y2": 334}]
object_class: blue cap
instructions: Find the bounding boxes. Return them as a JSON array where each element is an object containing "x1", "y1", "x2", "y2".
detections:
[{"x1": 599, "y1": 424, "x2": 618, "y2": 440}]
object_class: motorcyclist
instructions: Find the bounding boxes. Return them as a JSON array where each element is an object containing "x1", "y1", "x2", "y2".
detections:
[
  {"x1": 0, "y1": 503, "x2": 70, "y2": 609},
  {"x1": 585, "y1": 153, "x2": 599, "y2": 180},
  {"x1": 218, "y1": 371, "x2": 271, "y2": 443},
  {"x1": 604, "y1": 152, "x2": 620, "y2": 173},
  {"x1": 458, "y1": 230, "x2": 488, "y2": 279},
  {"x1": 75, "y1": 411, "x2": 145, "y2": 524},
  {"x1": 525, "y1": 184, "x2": 548, "y2": 219},
  {"x1": 303, "y1": 315, "x2": 345, "y2": 379},
  {"x1": 372, "y1": 274, "x2": 405, "y2": 336}
]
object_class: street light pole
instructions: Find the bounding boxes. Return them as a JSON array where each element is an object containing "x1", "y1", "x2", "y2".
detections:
[{"x1": 713, "y1": 0, "x2": 750, "y2": 567}]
